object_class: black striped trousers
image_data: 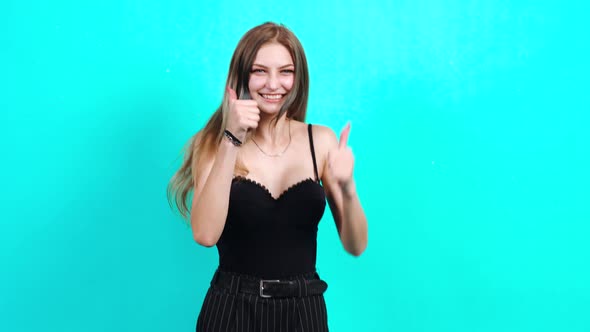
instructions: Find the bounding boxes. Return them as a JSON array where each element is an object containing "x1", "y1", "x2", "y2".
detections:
[{"x1": 196, "y1": 271, "x2": 329, "y2": 332}]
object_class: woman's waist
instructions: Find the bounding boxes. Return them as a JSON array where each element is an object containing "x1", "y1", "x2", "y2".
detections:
[
  {"x1": 217, "y1": 260, "x2": 317, "y2": 280},
  {"x1": 216, "y1": 241, "x2": 317, "y2": 279},
  {"x1": 210, "y1": 267, "x2": 327, "y2": 298},
  {"x1": 216, "y1": 266, "x2": 319, "y2": 280}
]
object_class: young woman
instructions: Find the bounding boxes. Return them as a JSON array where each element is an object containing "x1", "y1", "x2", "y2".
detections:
[{"x1": 168, "y1": 22, "x2": 368, "y2": 332}]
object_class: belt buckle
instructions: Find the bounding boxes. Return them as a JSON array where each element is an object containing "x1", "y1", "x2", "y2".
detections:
[{"x1": 259, "y1": 279, "x2": 280, "y2": 298}]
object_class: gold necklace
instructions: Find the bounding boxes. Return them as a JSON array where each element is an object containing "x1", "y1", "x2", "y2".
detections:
[{"x1": 251, "y1": 120, "x2": 291, "y2": 157}]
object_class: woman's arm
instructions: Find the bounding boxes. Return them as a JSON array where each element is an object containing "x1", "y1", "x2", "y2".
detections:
[
  {"x1": 317, "y1": 124, "x2": 368, "y2": 256},
  {"x1": 190, "y1": 139, "x2": 239, "y2": 247},
  {"x1": 191, "y1": 87, "x2": 260, "y2": 247}
]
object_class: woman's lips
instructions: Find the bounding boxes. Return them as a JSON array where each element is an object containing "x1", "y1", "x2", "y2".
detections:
[{"x1": 261, "y1": 94, "x2": 284, "y2": 103}]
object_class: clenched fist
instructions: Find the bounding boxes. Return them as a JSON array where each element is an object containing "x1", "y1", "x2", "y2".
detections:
[{"x1": 226, "y1": 87, "x2": 260, "y2": 141}]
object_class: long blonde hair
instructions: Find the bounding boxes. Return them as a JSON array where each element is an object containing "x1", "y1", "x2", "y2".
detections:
[{"x1": 167, "y1": 22, "x2": 310, "y2": 221}]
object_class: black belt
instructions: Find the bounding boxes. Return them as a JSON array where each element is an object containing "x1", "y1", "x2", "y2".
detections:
[{"x1": 211, "y1": 270, "x2": 328, "y2": 298}]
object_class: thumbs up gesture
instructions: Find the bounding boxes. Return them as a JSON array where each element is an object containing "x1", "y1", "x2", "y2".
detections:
[
  {"x1": 327, "y1": 123, "x2": 355, "y2": 189},
  {"x1": 226, "y1": 87, "x2": 260, "y2": 141}
]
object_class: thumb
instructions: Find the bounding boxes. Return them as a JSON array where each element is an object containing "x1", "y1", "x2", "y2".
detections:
[
  {"x1": 227, "y1": 86, "x2": 238, "y2": 102},
  {"x1": 339, "y1": 122, "x2": 351, "y2": 149}
]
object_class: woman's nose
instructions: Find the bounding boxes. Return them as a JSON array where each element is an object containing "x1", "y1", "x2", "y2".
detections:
[{"x1": 266, "y1": 72, "x2": 279, "y2": 90}]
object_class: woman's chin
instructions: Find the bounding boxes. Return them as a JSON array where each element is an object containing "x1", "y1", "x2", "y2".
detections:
[{"x1": 258, "y1": 104, "x2": 285, "y2": 115}]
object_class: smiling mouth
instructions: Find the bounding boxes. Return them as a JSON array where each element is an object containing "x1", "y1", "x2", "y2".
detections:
[{"x1": 261, "y1": 94, "x2": 284, "y2": 101}]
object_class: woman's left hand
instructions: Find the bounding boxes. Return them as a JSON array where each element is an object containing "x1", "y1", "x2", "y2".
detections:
[{"x1": 328, "y1": 123, "x2": 355, "y2": 191}]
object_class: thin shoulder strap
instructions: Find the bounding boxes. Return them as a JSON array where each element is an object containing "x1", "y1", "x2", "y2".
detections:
[{"x1": 308, "y1": 124, "x2": 320, "y2": 182}]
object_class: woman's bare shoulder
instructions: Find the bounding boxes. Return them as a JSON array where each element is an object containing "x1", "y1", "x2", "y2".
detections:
[
  {"x1": 290, "y1": 120, "x2": 334, "y2": 140},
  {"x1": 310, "y1": 123, "x2": 338, "y2": 150},
  {"x1": 289, "y1": 120, "x2": 339, "y2": 153}
]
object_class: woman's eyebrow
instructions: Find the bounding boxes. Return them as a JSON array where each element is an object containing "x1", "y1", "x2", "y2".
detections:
[{"x1": 252, "y1": 63, "x2": 295, "y2": 68}]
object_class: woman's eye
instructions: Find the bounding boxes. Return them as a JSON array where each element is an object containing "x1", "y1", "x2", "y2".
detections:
[
  {"x1": 251, "y1": 69, "x2": 265, "y2": 73},
  {"x1": 281, "y1": 69, "x2": 294, "y2": 74}
]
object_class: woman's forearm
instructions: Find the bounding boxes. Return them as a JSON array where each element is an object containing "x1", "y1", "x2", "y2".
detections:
[
  {"x1": 190, "y1": 139, "x2": 239, "y2": 247},
  {"x1": 339, "y1": 180, "x2": 368, "y2": 256}
]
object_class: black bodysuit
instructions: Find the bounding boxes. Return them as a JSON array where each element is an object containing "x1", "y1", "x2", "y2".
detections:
[{"x1": 216, "y1": 124, "x2": 326, "y2": 279}]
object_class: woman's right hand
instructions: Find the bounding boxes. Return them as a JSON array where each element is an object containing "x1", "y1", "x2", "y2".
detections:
[{"x1": 226, "y1": 87, "x2": 260, "y2": 141}]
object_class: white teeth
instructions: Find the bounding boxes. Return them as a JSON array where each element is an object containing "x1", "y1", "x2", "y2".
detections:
[{"x1": 262, "y1": 94, "x2": 282, "y2": 100}]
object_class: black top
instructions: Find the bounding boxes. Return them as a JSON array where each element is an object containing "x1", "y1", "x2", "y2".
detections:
[{"x1": 216, "y1": 124, "x2": 326, "y2": 279}]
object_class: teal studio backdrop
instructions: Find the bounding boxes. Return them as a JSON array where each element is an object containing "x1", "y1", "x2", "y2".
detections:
[{"x1": 1, "y1": 1, "x2": 589, "y2": 331}]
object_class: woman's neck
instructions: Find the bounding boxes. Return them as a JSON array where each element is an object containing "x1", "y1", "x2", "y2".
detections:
[{"x1": 251, "y1": 114, "x2": 290, "y2": 148}]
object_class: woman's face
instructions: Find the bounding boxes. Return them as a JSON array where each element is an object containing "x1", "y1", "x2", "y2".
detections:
[{"x1": 248, "y1": 42, "x2": 295, "y2": 115}]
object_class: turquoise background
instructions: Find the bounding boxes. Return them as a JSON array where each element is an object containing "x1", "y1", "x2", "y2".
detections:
[{"x1": 2, "y1": 1, "x2": 589, "y2": 331}]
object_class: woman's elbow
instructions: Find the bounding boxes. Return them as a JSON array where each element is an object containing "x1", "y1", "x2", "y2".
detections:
[
  {"x1": 192, "y1": 227, "x2": 219, "y2": 247},
  {"x1": 344, "y1": 238, "x2": 368, "y2": 257},
  {"x1": 193, "y1": 233, "x2": 217, "y2": 247},
  {"x1": 347, "y1": 244, "x2": 367, "y2": 257}
]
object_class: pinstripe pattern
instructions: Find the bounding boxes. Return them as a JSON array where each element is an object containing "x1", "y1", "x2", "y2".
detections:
[{"x1": 196, "y1": 274, "x2": 329, "y2": 331}]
